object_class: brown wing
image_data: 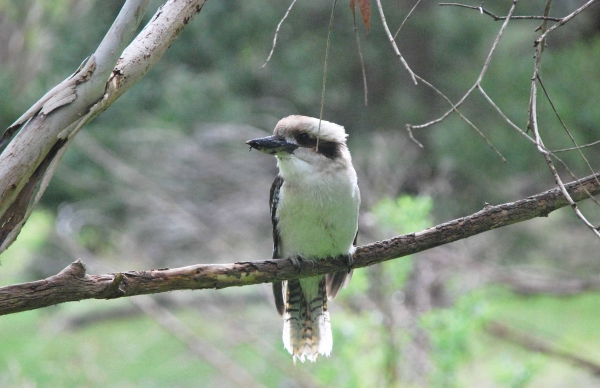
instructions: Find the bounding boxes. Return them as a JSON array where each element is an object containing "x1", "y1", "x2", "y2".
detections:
[
  {"x1": 326, "y1": 231, "x2": 357, "y2": 300},
  {"x1": 270, "y1": 175, "x2": 285, "y2": 315}
]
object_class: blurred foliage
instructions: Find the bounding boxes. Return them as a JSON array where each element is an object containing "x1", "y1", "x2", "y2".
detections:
[
  {"x1": 2, "y1": 0, "x2": 600, "y2": 386},
  {"x1": 421, "y1": 292, "x2": 488, "y2": 387},
  {"x1": 373, "y1": 195, "x2": 433, "y2": 234}
]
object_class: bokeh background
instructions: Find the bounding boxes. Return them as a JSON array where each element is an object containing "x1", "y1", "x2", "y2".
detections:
[{"x1": 1, "y1": 0, "x2": 600, "y2": 386}]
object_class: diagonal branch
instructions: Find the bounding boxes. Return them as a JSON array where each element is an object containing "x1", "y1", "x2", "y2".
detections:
[
  {"x1": 2, "y1": 172, "x2": 600, "y2": 316},
  {"x1": 527, "y1": 0, "x2": 600, "y2": 240},
  {"x1": 534, "y1": 0, "x2": 599, "y2": 46},
  {"x1": 375, "y1": 0, "x2": 418, "y2": 84},
  {"x1": 405, "y1": 1, "x2": 518, "y2": 159},
  {"x1": 487, "y1": 321, "x2": 600, "y2": 375},
  {"x1": 0, "y1": 0, "x2": 208, "y2": 255},
  {"x1": 260, "y1": 0, "x2": 299, "y2": 69}
]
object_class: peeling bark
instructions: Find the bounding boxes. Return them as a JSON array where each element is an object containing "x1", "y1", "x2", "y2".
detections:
[{"x1": 0, "y1": 0, "x2": 208, "y2": 253}]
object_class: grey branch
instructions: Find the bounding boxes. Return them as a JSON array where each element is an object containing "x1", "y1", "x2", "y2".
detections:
[
  {"x1": 0, "y1": 0, "x2": 207, "y2": 254},
  {"x1": 1, "y1": 172, "x2": 599, "y2": 316},
  {"x1": 439, "y1": 3, "x2": 562, "y2": 22}
]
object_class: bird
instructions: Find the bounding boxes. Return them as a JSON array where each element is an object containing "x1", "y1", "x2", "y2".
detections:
[{"x1": 246, "y1": 115, "x2": 360, "y2": 363}]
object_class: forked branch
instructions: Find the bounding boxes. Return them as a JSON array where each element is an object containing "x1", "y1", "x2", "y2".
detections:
[
  {"x1": 439, "y1": 3, "x2": 562, "y2": 21},
  {"x1": 0, "y1": 0, "x2": 208, "y2": 254}
]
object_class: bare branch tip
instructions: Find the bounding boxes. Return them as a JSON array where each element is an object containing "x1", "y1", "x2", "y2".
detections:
[
  {"x1": 405, "y1": 124, "x2": 424, "y2": 148},
  {"x1": 59, "y1": 259, "x2": 87, "y2": 278},
  {"x1": 260, "y1": 0, "x2": 299, "y2": 70}
]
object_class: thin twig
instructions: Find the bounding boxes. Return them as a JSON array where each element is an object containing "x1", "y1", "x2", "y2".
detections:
[
  {"x1": 413, "y1": 75, "x2": 507, "y2": 161},
  {"x1": 549, "y1": 152, "x2": 600, "y2": 207},
  {"x1": 537, "y1": 74, "x2": 599, "y2": 185},
  {"x1": 553, "y1": 140, "x2": 600, "y2": 153},
  {"x1": 535, "y1": 0, "x2": 599, "y2": 46},
  {"x1": 407, "y1": 85, "x2": 473, "y2": 131},
  {"x1": 405, "y1": 124, "x2": 424, "y2": 148},
  {"x1": 374, "y1": 0, "x2": 418, "y2": 85},
  {"x1": 537, "y1": 0, "x2": 553, "y2": 32},
  {"x1": 477, "y1": 85, "x2": 535, "y2": 145},
  {"x1": 393, "y1": 0, "x2": 423, "y2": 39},
  {"x1": 439, "y1": 3, "x2": 561, "y2": 21},
  {"x1": 412, "y1": 0, "x2": 600, "y2": 235},
  {"x1": 528, "y1": 0, "x2": 600, "y2": 239},
  {"x1": 527, "y1": 0, "x2": 550, "y2": 131},
  {"x1": 475, "y1": 2, "x2": 518, "y2": 85},
  {"x1": 407, "y1": 0, "x2": 518, "y2": 136},
  {"x1": 475, "y1": 85, "x2": 600, "y2": 206},
  {"x1": 260, "y1": 0, "x2": 299, "y2": 69},
  {"x1": 317, "y1": 0, "x2": 338, "y2": 150},
  {"x1": 352, "y1": 0, "x2": 368, "y2": 106}
]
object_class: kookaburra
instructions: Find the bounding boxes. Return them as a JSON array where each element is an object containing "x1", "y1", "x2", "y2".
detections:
[{"x1": 247, "y1": 115, "x2": 360, "y2": 362}]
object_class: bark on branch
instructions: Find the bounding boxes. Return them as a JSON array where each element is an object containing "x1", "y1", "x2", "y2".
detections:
[
  {"x1": 0, "y1": 0, "x2": 207, "y2": 254},
  {"x1": 1, "y1": 172, "x2": 599, "y2": 316}
]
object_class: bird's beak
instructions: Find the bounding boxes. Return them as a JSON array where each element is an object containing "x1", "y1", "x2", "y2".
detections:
[{"x1": 246, "y1": 136, "x2": 298, "y2": 155}]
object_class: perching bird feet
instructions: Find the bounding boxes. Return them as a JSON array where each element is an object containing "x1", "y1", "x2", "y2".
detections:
[
  {"x1": 289, "y1": 255, "x2": 317, "y2": 274},
  {"x1": 343, "y1": 254, "x2": 354, "y2": 274}
]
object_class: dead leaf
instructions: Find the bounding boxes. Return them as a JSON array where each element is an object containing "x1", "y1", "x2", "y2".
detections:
[{"x1": 350, "y1": 0, "x2": 370, "y2": 32}]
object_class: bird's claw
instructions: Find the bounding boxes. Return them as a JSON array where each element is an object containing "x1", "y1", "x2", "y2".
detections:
[
  {"x1": 345, "y1": 254, "x2": 354, "y2": 274},
  {"x1": 289, "y1": 256, "x2": 317, "y2": 274},
  {"x1": 290, "y1": 256, "x2": 303, "y2": 274}
]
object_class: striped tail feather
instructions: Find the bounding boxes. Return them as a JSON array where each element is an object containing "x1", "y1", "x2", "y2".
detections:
[{"x1": 282, "y1": 276, "x2": 332, "y2": 363}]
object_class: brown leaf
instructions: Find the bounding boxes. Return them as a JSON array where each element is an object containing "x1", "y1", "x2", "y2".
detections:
[{"x1": 358, "y1": 0, "x2": 370, "y2": 31}]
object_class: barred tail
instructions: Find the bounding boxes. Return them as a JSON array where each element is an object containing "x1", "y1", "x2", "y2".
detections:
[{"x1": 282, "y1": 276, "x2": 332, "y2": 363}]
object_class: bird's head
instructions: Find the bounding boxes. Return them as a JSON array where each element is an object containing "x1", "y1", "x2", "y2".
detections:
[{"x1": 247, "y1": 116, "x2": 350, "y2": 172}]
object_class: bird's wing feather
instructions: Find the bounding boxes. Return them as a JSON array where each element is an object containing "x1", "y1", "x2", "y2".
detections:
[
  {"x1": 270, "y1": 175, "x2": 285, "y2": 315},
  {"x1": 325, "y1": 231, "x2": 358, "y2": 299}
]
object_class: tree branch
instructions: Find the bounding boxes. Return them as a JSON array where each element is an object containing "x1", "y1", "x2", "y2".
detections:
[
  {"x1": 375, "y1": 0, "x2": 418, "y2": 85},
  {"x1": 487, "y1": 321, "x2": 600, "y2": 375},
  {"x1": 2, "y1": 172, "x2": 599, "y2": 316},
  {"x1": 0, "y1": 0, "x2": 207, "y2": 254},
  {"x1": 439, "y1": 3, "x2": 562, "y2": 21},
  {"x1": 406, "y1": 0, "x2": 518, "y2": 161}
]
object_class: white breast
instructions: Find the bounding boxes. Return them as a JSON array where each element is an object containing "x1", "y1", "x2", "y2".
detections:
[{"x1": 276, "y1": 157, "x2": 360, "y2": 259}]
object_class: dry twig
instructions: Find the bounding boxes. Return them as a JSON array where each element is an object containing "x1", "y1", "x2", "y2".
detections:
[
  {"x1": 439, "y1": 2, "x2": 561, "y2": 21},
  {"x1": 406, "y1": 0, "x2": 600, "y2": 238},
  {"x1": 352, "y1": 1, "x2": 369, "y2": 106},
  {"x1": 317, "y1": 0, "x2": 339, "y2": 150},
  {"x1": 374, "y1": 0, "x2": 418, "y2": 85},
  {"x1": 393, "y1": 0, "x2": 423, "y2": 39},
  {"x1": 527, "y1": 0, "x2": 600, "y2": 239},
  {"x1": 405, "y1": 1, "x2": 519, "y2": 160},
  {"x1": 260, "y1": 0, "x2": 299, "y2": 69}
]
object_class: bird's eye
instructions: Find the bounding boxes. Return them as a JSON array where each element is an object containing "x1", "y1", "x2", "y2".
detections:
[{"x1": 297, "y1": 133, "x2": 310, "y2": 144}]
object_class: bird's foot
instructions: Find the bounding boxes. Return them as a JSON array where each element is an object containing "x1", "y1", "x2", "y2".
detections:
[
  {"x1": 344, "y1": 254, "x2": 354, "y2": 274},
  {"x1": 290, "y1": 255, "x2": 304, "y2": 274},
  {"x1": 289, "y1": 256, "x2": 316, "y2": 274}
]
